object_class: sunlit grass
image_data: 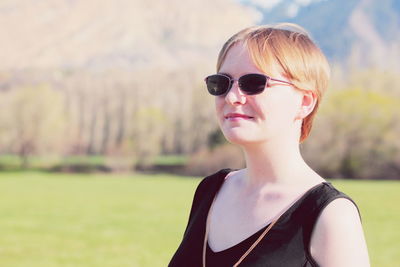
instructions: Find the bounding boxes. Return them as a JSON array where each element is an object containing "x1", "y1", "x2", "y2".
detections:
[
  {"x1": 0, "y1": 172, "x2": 398, "y2": 266},
  {"x1": 333, "y1": 180, "x2": 400, "y2": 267}
]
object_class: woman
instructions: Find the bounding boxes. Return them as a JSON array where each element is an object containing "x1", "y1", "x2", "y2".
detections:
[{"x1": 169, "y1": 23, "x2": 370, "y2": 267}]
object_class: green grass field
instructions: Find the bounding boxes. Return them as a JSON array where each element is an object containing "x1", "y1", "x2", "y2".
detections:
[{"x1": 0, "y1": 172, "x2": 398, "y2": 267}]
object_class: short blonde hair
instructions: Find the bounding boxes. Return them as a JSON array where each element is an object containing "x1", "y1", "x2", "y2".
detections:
[{"x1": 216, "y1": 23, "x2": 330, "y2": 142}]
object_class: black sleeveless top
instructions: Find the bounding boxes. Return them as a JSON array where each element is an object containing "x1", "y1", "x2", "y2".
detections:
[{"x1": 169, "y1": 169, "x2": 360, "y2": 267}]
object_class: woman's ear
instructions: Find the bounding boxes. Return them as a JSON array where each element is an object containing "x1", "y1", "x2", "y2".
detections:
[{"x1": 296, "y1": 90, "x2": 317, "y2": 120}]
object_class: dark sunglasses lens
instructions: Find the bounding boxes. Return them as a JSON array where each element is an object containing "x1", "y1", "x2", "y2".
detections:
[
  {"x1": 239, "y1": 74, "x2": 267, "y2": 95},
  {"x1": 206, "y1": 75, "x2": 230, "y2": 95}
]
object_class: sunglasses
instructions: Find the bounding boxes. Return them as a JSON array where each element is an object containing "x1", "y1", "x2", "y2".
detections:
[{"x1": 204, "y1": 73, "x2": 293, "y2": 96}]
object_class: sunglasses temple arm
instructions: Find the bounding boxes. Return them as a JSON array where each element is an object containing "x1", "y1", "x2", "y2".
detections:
[{"x1": 269, "y1": 77, "x2": 294, "y2": 85}]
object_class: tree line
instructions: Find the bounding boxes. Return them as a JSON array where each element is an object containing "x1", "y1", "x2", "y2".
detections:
[
  {"x1": 0, "y1": 67, "x2": 399, "y2": 179},
  {"x1": 0, "y1": 67, "x2": 217, "y2": 168}
]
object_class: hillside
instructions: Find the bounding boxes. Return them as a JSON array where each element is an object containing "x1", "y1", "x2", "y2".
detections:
[
  {"x1": 1, "y1": 0, "x2": 399, "y2": 70},
  {"x1": 0, "y1": 0, "x2": 256, "y2": 71}
]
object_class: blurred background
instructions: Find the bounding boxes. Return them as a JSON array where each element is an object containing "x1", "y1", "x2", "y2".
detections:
[{"x1": 0, "y1": 0, "x2": 399, "y2": 266}]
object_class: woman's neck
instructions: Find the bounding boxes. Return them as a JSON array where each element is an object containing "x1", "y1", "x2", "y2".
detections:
[{"x1": 240, "y1": 137, "x2": 317, "y2": 191}]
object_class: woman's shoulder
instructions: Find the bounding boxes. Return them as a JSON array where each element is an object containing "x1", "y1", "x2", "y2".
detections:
[
  {"x1": 310, "y1": 183, "x2": 361, "y2": 224},
  {"x1": 195, "y1": 168, "x2": 234, "y2": 193},
  {"x1": 189, "y1": 168, "x2": 234, "y2": 206},
  {"x1": 183, "y1": 168, "x2": 234, "y2": 230},
  {"x1": 309, "y1": 184, "x2": 370, "y2": 266},
  {"x1": 305, "y1": 182, "x2": 358, "y2": 210}
]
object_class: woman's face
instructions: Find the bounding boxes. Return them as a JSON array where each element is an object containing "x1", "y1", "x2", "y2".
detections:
[{"x1": 215, "y1": 42, "x2": 304, "y2": 146}]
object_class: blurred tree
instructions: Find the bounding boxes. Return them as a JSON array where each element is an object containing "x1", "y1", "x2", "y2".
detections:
[
  {"x1": 302, "y1": 83, "x2": 400, "y2": 179},
  {"x1": 1, "y1": 85, "x2": 66, "y2": 168},
  {"x1": 208, "y1": 129, "x2": 227, "y2": 149},
  {"x1": 132, "y1": 107, "x2": 166, "y2": 167}
]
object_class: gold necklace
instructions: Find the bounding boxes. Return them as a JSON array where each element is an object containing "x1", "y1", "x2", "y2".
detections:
[{"x1": 202, "y1": 194, "x2": 282, "y2": 267}]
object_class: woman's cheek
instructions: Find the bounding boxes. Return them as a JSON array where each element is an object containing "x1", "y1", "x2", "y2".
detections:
[{"x1": 248, "y1": 97, "x2": 268, "y2": 121}]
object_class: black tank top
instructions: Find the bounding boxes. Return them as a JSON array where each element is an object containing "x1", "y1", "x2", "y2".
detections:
[{"x1": 169, "y1": 169, "x2": 360, "y2": 267}]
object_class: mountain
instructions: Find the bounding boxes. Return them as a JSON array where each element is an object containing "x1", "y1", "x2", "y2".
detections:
[
  {"x1": 242, "y1": 0, "x2": 400, "y2": 68},
  {"x1": 1, "y1": 0, "x2": 399, "y2": 71},
  {"x1": 0, "y1": 0, "x2": 256, "y2": 71}
]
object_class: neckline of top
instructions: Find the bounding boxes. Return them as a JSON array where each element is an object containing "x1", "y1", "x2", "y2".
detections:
[{"x1": 207, "y1": 169, "x2": 329, "y2": 254}]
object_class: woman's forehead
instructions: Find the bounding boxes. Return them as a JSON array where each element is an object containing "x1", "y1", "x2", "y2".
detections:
[{"x1": 219, "y1": 43, "x2": 257, "y2": 72}]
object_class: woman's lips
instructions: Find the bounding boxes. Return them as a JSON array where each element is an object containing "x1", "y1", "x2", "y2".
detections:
[{"x1": 224, "y1": 113, "x2": 254, "y2": 120}]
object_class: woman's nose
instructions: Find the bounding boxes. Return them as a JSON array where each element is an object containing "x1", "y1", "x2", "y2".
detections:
[{"x1": 225, "y1": 81, "x2": 246, "y2": 105}]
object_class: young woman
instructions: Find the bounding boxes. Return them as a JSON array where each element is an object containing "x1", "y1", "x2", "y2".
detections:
[{"x1": 169, "y1": 23, "x2": 370, "y2": 267}]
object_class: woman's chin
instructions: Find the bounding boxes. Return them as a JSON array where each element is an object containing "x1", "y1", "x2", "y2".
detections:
[{"x1": 223, "y1": 131, "x2": 263, "y2": 146}]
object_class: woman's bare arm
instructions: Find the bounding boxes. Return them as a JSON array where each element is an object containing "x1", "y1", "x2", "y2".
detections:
[{"x1": 310, "y1": 198, "x2": 370, "y2": 267}]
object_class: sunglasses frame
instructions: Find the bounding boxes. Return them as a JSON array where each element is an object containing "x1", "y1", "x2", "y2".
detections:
[{"x1": 205, "y1": 73, "x2": 294, "y2": 96}]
